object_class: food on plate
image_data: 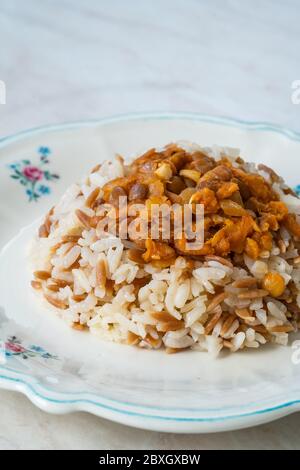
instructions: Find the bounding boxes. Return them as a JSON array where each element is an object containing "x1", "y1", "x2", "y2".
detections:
[{"x1": 31, "y1": 142, "x2": 300, "y2": 355}]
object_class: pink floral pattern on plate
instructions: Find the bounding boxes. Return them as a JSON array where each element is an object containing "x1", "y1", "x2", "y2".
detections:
[
  {"x1": 2, "y1": 335, "x2": 57, "y2": 360},
  {"x1": 8, "y1": 146, "x2": 60, "y2": 202}
]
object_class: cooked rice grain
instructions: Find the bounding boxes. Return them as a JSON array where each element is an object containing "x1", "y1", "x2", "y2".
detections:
[{"x1": 31, "y1": 143, "x2": 300, "y2": 356}]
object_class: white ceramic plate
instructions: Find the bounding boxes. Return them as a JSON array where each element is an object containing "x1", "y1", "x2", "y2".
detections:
[{"x1": 1, "y1": 112, "x2": 300, "y2": 434}]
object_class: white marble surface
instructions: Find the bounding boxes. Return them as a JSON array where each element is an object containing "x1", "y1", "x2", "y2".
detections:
[{"x1": 0, "y1": 0, "x2": 300, "y2": 450}]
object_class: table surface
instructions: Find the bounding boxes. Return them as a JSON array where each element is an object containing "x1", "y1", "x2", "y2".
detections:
[{"x1": 0, "y1": 0, "x2": 300, "y2": 450}]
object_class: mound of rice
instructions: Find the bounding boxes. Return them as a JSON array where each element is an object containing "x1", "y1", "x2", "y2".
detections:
[{"x1": 31, "y1": 142, "x2": 300, "y2": 356}]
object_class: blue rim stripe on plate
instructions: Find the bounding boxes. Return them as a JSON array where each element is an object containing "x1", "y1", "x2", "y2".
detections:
[
  {"x1": 2, "y1": 363, "x2": 294, "y2": 414},
  {"x1": 1, "y1": 112, "x2": 300, "y2": 147},
  {"x1": 0, "y1": 374, "x2": 299, "y2": 422}
]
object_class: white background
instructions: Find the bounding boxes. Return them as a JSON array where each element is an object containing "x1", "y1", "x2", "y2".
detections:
[{"x1": 0, "y1": 0, "x2": 300, "y2": 450}]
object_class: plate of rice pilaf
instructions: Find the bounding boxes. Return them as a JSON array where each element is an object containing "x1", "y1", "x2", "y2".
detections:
[{"x1": 1, "y1": 113, "x2": 300, "y2": 433}]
